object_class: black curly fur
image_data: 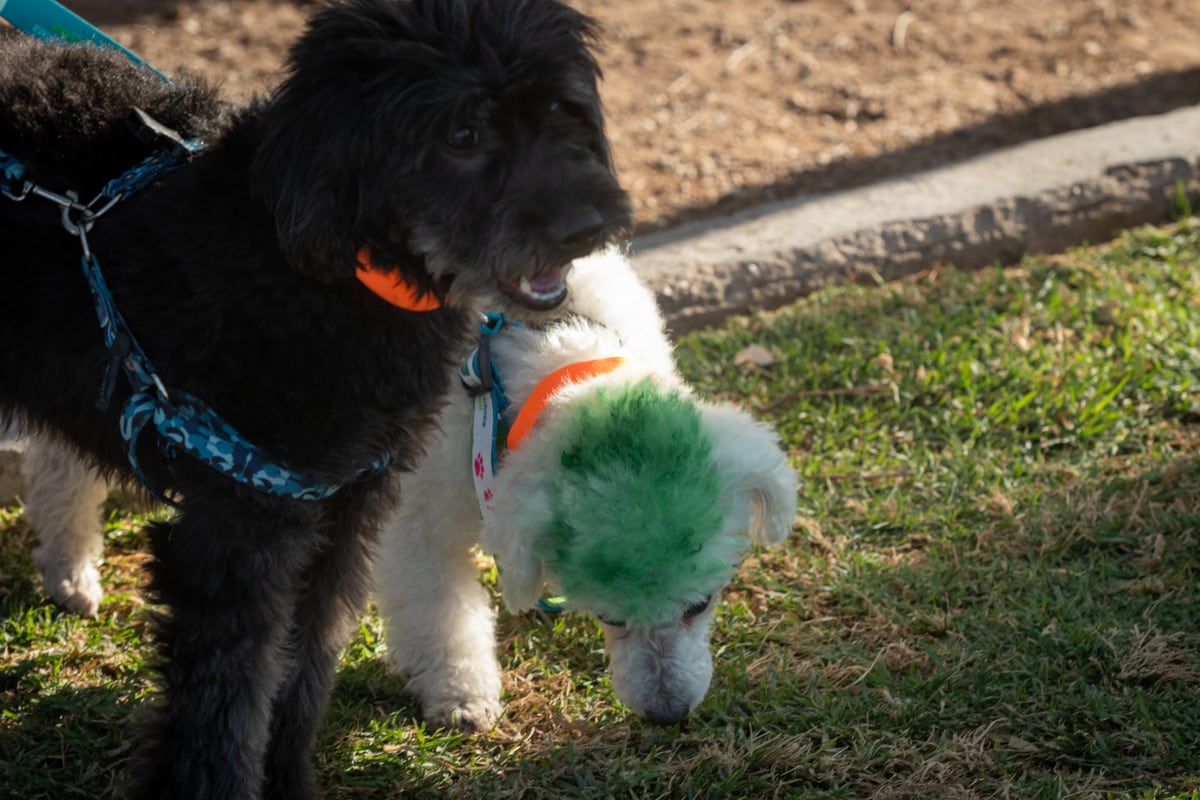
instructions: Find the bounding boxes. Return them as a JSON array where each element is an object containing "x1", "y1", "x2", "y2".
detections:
[{"x1": 0, "y1": 1, "x2": 629, "y2": 797}]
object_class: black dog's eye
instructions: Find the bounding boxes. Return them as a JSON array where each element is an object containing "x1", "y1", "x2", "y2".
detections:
[
  {"x1": 446, "y1": 126, "x2": 479, "y2": 150},
  {"x1": 547, "y1": 99, "x2": 563, "y2": 114},
  {"x1": 683, "y1": 596, "x2": 713, "y2": 621}
]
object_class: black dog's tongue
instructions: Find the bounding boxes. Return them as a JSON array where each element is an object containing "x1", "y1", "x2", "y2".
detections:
[{"x1": 501, "y1": 267, "x2": 569, "y2": 310}]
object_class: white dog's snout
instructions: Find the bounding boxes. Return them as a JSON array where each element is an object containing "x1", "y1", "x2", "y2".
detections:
[
  {"x1": 604, "y1": 620, "x2": 714, "y2": 724},
  {"x1": 643, "y1": 699, "x2": 693, "y2": 726}
]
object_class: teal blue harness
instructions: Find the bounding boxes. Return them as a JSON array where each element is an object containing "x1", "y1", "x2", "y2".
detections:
[
  {"x1": 1, "y1": 123, "x2": 392, "y2": 505},
  {"x1": 0, "y1": 5, "x2": 395, "y2": 504}
]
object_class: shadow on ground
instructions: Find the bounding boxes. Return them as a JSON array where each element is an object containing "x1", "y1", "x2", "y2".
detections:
[{"x1": 645, "y1": 66, "x2": 1200, "y2": 234}]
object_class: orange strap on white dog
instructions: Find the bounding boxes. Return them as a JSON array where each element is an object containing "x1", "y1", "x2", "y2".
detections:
[
  {"x1": 506, "y1": 357, "x2": 627, "y2": 451},
  {"x1": 355, "y1": 246, "x2": 442, "y2": 311}
]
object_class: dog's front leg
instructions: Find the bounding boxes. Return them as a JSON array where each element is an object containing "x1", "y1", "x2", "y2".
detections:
[
  {"x1": 261, "y1": 481, "x2": 384, "y2": 800},
  {"x1": 22, "y1": 436, "x2": 108, "y2": 617},
  {"x1": 376, "y1": 506, "x2": 504, "y2": 733},
  {"x1": 125, "y1": 490, "x2": 323, "y2": 800}
]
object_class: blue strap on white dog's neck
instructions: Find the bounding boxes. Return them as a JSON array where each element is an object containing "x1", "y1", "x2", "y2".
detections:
[
  {"x1": 459, "y1": 312, "x2": 513, "y2": 517},
  {"x1": 460, "y1": 313, "x2": 508, "y2": 516},
  {"x1": 460, "y1": 316, "x2": 565, "y2": 615}
]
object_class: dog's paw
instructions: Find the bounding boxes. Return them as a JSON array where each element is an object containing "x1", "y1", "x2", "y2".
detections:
[
  {"x1": 43, "y1": 568, "x2": 103, "y2": 618},
  {"x1": 37, "y1": 559, "x2": 103, "y2": 618},
  {"x1": 423, "y1": 697, "x2": 504, "y2": 734}
]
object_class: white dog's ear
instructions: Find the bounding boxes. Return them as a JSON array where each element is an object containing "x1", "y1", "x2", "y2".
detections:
[
  {"x1": 479, "y1": 485, "x2": 550, "y2": 613},
  {"x1": 701, "y1": 404, "x2": 797, "y2": 547}
]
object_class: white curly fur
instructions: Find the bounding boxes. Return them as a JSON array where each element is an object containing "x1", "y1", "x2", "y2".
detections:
[
  {"x1": 20, "y1": 437, "x2": 109, "y2": 617},
  {"x1": 375, "y1": 249, "x2": 797, "y2": 729}
]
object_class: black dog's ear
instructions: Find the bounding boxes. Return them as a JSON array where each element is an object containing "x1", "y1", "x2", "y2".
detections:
[
  {"x1": 249, "y1": 100, "x2": 360, "y2": 282},
  {"x1": 247, "y1": 0, "x2": 416, "y2": 281}
]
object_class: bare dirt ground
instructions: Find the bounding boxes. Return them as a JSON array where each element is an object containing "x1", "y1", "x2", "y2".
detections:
[{"x1": 41, "y1": 0, "x2": 1200, "y2": 232}]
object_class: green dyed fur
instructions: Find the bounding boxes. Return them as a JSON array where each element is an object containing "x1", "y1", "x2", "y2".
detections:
[{"x1": 536, "y1": 380, "x2": 736, "y2": 628}]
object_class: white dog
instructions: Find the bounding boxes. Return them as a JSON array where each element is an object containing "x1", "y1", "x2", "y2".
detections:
[
  {"x1": 14, "y1": 250, "x2": 796, "y2": 731},
  {"x1": 375, "y1": 250, "x2": 796, "y2": 730},
  {"x1": 16, "y1": 436, "x2": 111, "y2": 617}
]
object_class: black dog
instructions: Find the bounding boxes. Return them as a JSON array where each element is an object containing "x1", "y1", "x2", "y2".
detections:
[{"x1": 0, "y1": 0, "x2": 629, "y2": 797}]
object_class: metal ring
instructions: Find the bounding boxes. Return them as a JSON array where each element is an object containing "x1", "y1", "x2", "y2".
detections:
[{"x1": 57, "y1": 190, "x2": 95, "y2": 237}]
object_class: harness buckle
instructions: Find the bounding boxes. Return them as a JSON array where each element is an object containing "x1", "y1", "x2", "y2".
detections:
[{"x1": 58, "y1": 190, "x2": 94, "y2": 237}]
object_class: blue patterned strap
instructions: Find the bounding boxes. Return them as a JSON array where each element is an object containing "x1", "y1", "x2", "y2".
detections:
[
  {"x1": 81, "y1": 249, "x2": 392, "y2": 505},
  {"x1": 79, "y1": 252, "x2": 160, "y2": 409},
  {"x1": 85, "y1": 123, "x2": 205, "y2": 224},
  {"x1": 100, "y1": 148, "x2": 188, "y2": 202},
  {"x1": 120, "y1": 388, "x2": 392, "y2": 506},
  {"x1": 4, "y1": 127, "x2": 383, "y2": 503}
]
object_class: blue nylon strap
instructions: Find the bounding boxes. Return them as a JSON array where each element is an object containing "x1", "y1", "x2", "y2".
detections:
[
  {"x1": 458, "y1": 315, "x2": 565, "y2": 615},
  {"x1": 1, "y1": 148, "x2": 30, "y2": 198},
  {"x1": 459, "y1": 312, "x2": 515, "y2": 468},
  {"x1": 1, "y1": 142, "x2": 392, "y2": 504},
  {"x1": 79, "y1": 251, "x2": 158, "y2": 410},
  {"x1": 1, "y1": 6, "x2": 389, "y2": 502},
  {"x1": 459, "y1": 313, "x2": 511, "y2": 516},
  {"x1": 80, "y1": 245, "x2": 393, "y2": 506},
  {"x1": 120, "y1": 389, "x2": 392, "y2": 506},
  {"x1": 100, "y1": 141, "x2": 202, "y2": 203}
]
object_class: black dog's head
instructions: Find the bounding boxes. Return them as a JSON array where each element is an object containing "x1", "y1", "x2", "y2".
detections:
[{"x1": 251, "y1": 0, "x2": 631, "y2": 312}]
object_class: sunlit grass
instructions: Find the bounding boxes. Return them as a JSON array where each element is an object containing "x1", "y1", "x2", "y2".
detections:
[{"x1": 3, "y1": 217, "x2": 1199, "y2": 798}]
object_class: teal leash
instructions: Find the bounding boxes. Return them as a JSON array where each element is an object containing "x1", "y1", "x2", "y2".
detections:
[{"x1": 0, "y1": 0, "x2": 169, "y2": 81}]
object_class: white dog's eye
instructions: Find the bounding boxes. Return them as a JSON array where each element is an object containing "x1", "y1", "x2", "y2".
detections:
[
  {"x1": 446, "y1": 126, "x2": 479, "y2": 150},
  {"x1": 683, "y1": 596, "x2": 713, "y2": 621}
]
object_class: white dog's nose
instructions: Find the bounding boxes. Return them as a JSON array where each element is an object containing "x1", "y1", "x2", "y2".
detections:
[{"x1": 644, "y1": 703, "x2": 691, "y2": 726}]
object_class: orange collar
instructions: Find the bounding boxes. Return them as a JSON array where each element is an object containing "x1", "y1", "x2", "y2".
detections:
[
  {"x1": 506, "y1": 357, "x2": 627, "y2": 451},
  {"x1": 355, "y1": 246, "x2": 442, "y2": 311}
]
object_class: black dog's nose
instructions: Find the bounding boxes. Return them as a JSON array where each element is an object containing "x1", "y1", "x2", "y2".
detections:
[{"x1": 549, "y1": 207, "x2": 605, "y2": 257}]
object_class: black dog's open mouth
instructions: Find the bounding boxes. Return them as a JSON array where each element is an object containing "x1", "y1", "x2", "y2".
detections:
[{"x1": 498, "y1": 266, "x2": 569, "y2": 310}]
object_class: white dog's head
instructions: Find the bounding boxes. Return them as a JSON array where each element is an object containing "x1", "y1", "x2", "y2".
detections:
[{"x1": 480, "y1": 328, "x2": 796, "y2": 722}]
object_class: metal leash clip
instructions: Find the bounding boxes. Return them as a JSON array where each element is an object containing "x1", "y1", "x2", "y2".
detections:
[{"x1": 56, "y1": 190, "x2": 93, "y2": 236}]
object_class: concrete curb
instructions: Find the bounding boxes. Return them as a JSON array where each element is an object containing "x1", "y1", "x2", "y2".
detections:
[
  {"x1": 4, "y1": 105, "x2": 1200, "y2": 504},
  {"x1": 631, "y1": 104, "x2": 1200, "y2": 334}
]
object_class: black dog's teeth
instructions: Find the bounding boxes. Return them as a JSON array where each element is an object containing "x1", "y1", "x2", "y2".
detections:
[
  {"x1": 500, "y1": 269, "x2": 569, "y2": 310},
  {"x1": 518, "y1": 276, "x2": 563, "y2": 301}
]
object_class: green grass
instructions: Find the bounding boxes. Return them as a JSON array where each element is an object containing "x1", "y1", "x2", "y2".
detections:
[{"x1": 4, "y1": 217, "x2": 1200, "y2": 799}]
